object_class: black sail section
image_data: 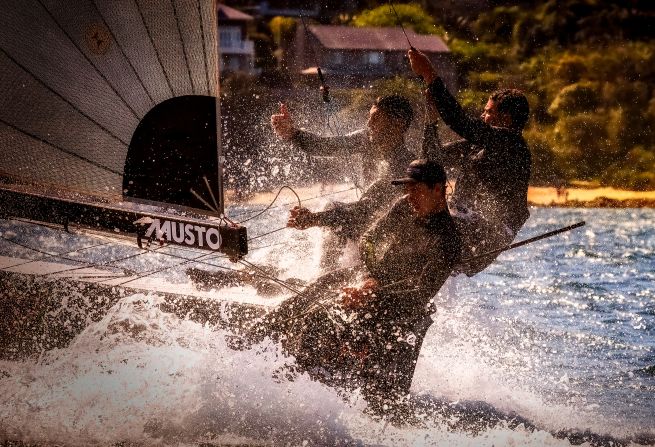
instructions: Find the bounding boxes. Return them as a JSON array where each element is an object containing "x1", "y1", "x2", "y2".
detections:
[
  {"x1": 123, "y1": 95, "x2": 219, "y2": 211},
  {"x1": 0, "y1": 0, "x2": 222, "y2": 213}
]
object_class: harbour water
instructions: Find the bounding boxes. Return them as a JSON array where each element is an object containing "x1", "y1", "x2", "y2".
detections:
[{"x1": 0, "y1": 205, "x2": 653, "y2": 446}]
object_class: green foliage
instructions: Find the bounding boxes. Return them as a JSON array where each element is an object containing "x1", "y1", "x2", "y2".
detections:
[
  {"x1": 467, "y1": 71, "x2": 503, "y2": 92},
  {"x1": 602, "y1": 146, "x2": 655, "y2": 190},
  {"x1": 523, "y1": 127, "x2": 563, "y2": 185},
  {"x1": 548, "y1": 82, "x2": 600, "y2": 117},
  {"x1": 351, "y1": 3, "x2": 444, "y2": 35},
  {"x1": 448, "y1": 39, "x2": 510, "y2": 73},
  {"x1": 269, "y1": 16, "x2": 296, "y2": 47},
  {"x1": 552, "y1": 113, "x2": 618, "y2": 179},
  {"x1": 456, "y1": 89, "x2": 490, "y2": 115},
  {"x1": 472, "y1": 6, "x2": 522, "y2": 44},
  {"x1": 454, "y1": 0, "x2": 655, "y2": 188},
  {"x1": 552, "y1": 55, "x2": 587, "y2": 83}
]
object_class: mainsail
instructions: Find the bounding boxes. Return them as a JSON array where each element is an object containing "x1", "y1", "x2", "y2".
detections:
[{"x1": 0, "y1": 0, "x2": 247, "y2": 257}]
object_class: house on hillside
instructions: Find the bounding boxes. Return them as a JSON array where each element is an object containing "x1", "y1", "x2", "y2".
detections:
[
  {"x1": 217, "y1": 4, "x2": 256, "y2": 74},
  {"x1": 286, "y1": 25, "x2": 456, "y2": 89}
]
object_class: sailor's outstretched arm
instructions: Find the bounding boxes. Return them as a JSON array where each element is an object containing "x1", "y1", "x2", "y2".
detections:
[
  {"x1": 271, "y1": 103, "x2": 367, "y2": 157},
  {"x1": 418, "y1": 71, "x2": 476, "y2": 167},
  {"x1": 409, "y1": 49, "x2": 510, "y2": 149}
]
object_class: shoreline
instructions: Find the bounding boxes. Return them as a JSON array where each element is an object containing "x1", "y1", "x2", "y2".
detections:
[
  {"x1": 527, "y1": 186, "x2": 655, "y2": 208},
  {"x1": 226, "y1": 185, "x2": 655, "y2": 209}
]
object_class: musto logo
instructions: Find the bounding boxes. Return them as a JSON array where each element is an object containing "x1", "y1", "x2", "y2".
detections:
[{"x1": 136, "y1": 218, "x2": 222, "y2": 249}]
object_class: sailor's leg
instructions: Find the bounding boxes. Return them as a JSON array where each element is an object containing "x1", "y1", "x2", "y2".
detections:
[
  {"x1": 186, "y1": 267, "x2": 246, "y2": 290},
  {"x1": 241, "y1": 267, "x2": 359, "y2": 345}
]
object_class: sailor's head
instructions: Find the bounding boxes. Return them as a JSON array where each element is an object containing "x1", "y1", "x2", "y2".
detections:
[
  {"x1": 482, "y1": 89, "x2": 530, "y2": 130},
  {"x1": 367, "y1": 94, "x2": 413, "y2": 150},
  {"x1": 391, "y1": 159, "x2": 447, "y2": 217}
]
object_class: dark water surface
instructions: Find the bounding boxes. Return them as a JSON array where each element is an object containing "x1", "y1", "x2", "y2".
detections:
[{"x1": 0, "y1": 206, "x2": 653, "y2": 446}]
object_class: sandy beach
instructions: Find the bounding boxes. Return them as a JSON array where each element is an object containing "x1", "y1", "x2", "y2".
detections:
[
  {"x1": 527, "y1": 186, "x2": 655, "y2": 207},
  {"x1": 227, "y1": 184, "x2": 655, "y2": 209}
]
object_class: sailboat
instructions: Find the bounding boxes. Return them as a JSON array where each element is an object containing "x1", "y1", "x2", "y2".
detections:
[{"x1": 0, "y1": 0, "x2": 251, "y2": 284}]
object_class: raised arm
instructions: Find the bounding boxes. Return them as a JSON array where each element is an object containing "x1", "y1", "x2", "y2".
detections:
[
  {"x1": 408, "y1": 49, "x2": 513, "y2": 149},
  {"x1": 288, "y1": 178, "x2": 401, "y2": 239},
  {"x1": 421, "y1": 90, "x2": 476, "y2": 169},
  {"x1": 271, "y1": 103, "x2": 367, "y2": 156}
]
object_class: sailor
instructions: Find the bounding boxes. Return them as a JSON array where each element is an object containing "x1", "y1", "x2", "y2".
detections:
[
  {"x1": 239, "y1": 159, "x2": 461, "y2": 404},
  {"x1": 271, "y1": 96, "x2": 415, "y2": 250},
  {"x1": 408, "y1": 48, "x2": 531, "y2": 276}
]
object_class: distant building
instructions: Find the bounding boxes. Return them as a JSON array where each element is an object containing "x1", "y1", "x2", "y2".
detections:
[
  {"x1": 217, "y1": 4, "x2": 256, "y2": 74},
  {"x1": 287, "y1": 25, "x2": 456, "y2": 89}
]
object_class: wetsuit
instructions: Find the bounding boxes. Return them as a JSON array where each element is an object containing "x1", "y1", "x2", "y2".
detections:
[
  {"x1": 290, "y1": 129, "x2": 414, "y2": 241},
  {"x1": 424, "y1": 78, "x2": 531, "y2": 276},
  {"x1": 248, "y1": 196, "x2": 461, "y2": 400}
]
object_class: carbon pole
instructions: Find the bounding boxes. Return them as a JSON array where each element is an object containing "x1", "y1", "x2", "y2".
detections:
[
  {"x1": 300, "y1": 14, "x2": 330, "y2": 103},
  {"x1": 459, "y1": 221, "x2": 586, "y2": 265},
  {"x1": 388, "y1": 1, "x2": 415, "y2": 50}
]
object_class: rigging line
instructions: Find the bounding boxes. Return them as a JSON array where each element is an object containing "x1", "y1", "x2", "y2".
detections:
[
  {"x1": 228, "y1": 186, "x2": 357, "y2": 220},
  {"x1": 239, "y1": 259, "x2": 300, "y2": 294},
  {"x1": 387, "y1": 1, "x2": 415, "y2": 50},
  {"x1": 325, "y1": 114, "x2": 362, "y2": 195},
  {"x1": 0, "y1": 234, "x2": 116, "y2": 271},
  {"x1": 43, "y1": 244, "x2": 167, "y2": 277},
  {"x1": 299, "y1": 15, "x2": 364, "y2": 195},
  {"x1": 170, "y1": 0, "x2": 196, "y2": 94},
  {"x1": 89, "y1": 0, "x2": 156, "y2": 106},
  {"x1": 459, "y1": 221, "x2": 587, "y2": 265},
  {"x1": 238, "y1": 259, "x2": 303, "y2": 294},
  {"x1": 34, "y1": 0, "x2": 142, "y2": 121},
  {"x1": 247, "y1": 226, "x2": 287, "y2": 242},
  {"x1": 196, "y1": 0, "x2": 211, "y2": 95},
  {"x1": 234, "y1": 185, "x2": 301, "y2": 224},
  {"x1": 299, "y1": 14, "x2": 329, "y2": 103},
  {"x1": 133, "y1": 0, "x2": 175, "y2": 97},
  {"x1": 2, "y1": 240, "x2": 113, "y2": 270},
  {"x1": 137, "y1": 248, "x2": 292, "y2": 284},
  {"x1": 249, "y1": 242, "x2": 287, "y2": 251},
  {"x1": 108, "y1": 250, "x2": 213, "y2": 287},
  {"x1": 0, "y1": 47, "x2": 130, "y2": 147},
  {"x1": 0, "y1": 118, "x2": 123, "y2": 177}
]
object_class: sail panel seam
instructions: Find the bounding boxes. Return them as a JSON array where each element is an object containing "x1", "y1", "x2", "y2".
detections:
[
  {"x1": 0, "y1": 118, "x2": 123, "y2": 177},
  {"x1": 170, "y1": 0, "x2": 196, "y2": 95},
  {"x1": 35, "y1": 0, "x2": 142, "y2": 121},
  {"x1": 0, "y1": 46, "x2": 130, "y2": 148},
  {"x1": 90, "y1": 0, "x2": 156, "y2": 107},
  {"x1": 197, "y1": 0, "x2": 210, "y2": 96},
  {"x1": 133, "y1": 0, "x2": 175, "y2": 97}
]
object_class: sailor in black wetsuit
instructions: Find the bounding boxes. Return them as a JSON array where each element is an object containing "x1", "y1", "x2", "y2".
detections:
[
  {"x1": 271, "y1": 96, "x2": 415, "y2": 257},
  {"x1": 240, "y1": 160, "x2": 461, "y2": 404},
  {"x1": 408, "y1": 48, "x2": 531, "y2": 276},
  {"x1": 187, "y1": 96, "x2": 418, "y2": 291}
]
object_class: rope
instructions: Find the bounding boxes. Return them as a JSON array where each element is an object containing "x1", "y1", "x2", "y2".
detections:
[
  {"x1": 238, "y1": 259, "x2": 303, "y2": 295},
  {"x1": 228, "y1": 186, "x2": 357, "y2": 220},
  {"x1": 234, "y1": 185, "x2": 301, "y2": 224}
]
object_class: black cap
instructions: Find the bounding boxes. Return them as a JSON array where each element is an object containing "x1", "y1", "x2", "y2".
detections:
[{"x1": 391, "y1": 159, "x2": 447, "y2": 186}]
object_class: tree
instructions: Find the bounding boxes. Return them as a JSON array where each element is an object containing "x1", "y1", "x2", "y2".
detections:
[{"x1": 351, "y1": 3, "x2": 444, "y2": 35}]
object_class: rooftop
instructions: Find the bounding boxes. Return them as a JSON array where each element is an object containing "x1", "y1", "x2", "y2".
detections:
[
  {"x1": 308, "y1": 25, "x2": 449, "y2": 53},
  {"x1": 217, "y1": 4, "x2": 253, "y2": 21}
]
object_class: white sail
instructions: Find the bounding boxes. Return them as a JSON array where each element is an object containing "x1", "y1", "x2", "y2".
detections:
[{"x1": 0, "y1": 0, "x2": 220, "y2": 200}]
